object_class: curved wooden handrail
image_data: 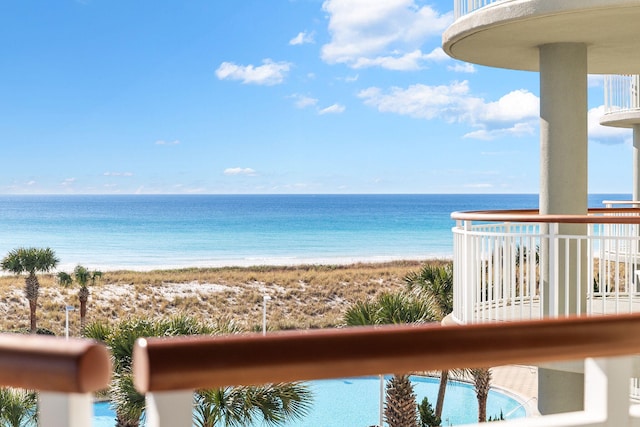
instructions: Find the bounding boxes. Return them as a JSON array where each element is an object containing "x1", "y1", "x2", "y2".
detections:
[
  {"x1": 133, "y1": 313, "x2": 640, "y2": 393},
  {"x1": 451, "y1": 207, "x2": 640, "y2": 224},
  {"x1": 0, "y1": 334, "x2": 111, "y2": 393}
]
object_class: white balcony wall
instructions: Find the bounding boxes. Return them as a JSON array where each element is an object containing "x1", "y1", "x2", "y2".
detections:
[{"x1": 452, "y1": 210, "x2": 640, "y2": 325}]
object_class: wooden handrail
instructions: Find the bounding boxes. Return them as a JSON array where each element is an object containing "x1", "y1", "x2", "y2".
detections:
[
  {"x1": 133, "y1": 313, "x2": 640, "y2": 393},
  {"x1": 451, "y1": 207, "x2": 640, "y2": 224},
  {"x1": 0, "y1": 334, "x2": 111, "y2": 393}
]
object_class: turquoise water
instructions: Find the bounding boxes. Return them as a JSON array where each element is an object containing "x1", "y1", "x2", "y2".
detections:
[
  {"x1": 0, "y1": 194, "x2": 626, "y2": 270},
  {"x1": 92, "y1": 376, "x2": 527, "y2": 427}
]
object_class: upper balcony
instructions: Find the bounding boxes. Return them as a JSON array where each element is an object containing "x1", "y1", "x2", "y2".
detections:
[
  {"x1": 443, "y1": 0, "x2": 640, "y2": 73},
  {"x1": 451, "y1": 206, "x2": 640, "y2": 325},
  {"x1": 600, "y1": 75, "x2": 640, "y2": 128}
]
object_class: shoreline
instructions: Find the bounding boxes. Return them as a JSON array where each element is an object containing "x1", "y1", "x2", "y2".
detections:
[{"x1": 54, "y1": 254, "x2": 453, "y2": 273}]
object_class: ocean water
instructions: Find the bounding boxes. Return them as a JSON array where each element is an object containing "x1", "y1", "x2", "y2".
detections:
[{"x1": 0, "y1": 194, "x2": 627, "y2": 271}]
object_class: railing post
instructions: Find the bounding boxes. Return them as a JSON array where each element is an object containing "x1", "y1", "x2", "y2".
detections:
[
  {"x1": 146, "y1": 390, "x2": 193, "y2": 427},
  {"x1": 145, "y1": 390, "x2": 194, "y2": 427},
  {"x1": 464, "y1": 219, "x2": 475, "y2": 323},
  {"x1": 38, "y1": 392, "x2": 93, "y2": 427},
  {"x1": 583, "y1": 356, "x2": 633, "y2": 426},
  {"x1": 547, "y1": 222, "x2": 559, "y2": 317}
]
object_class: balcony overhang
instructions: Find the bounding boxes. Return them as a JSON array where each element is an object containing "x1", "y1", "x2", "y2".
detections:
[
  {"x1": 442, "y1": 0, "x2": 640, "y2": 73},
  {"x1": 600, "y1": 110, "x2": 640, "y2": 128}
]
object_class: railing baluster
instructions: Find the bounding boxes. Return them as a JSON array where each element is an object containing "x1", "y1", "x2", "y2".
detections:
[
  {"x1": 39, "y1": 393, "x2": 93, "y2": 427},
  {"x1": 146, "y1": 391, "x2": 193, "y2": 427}
]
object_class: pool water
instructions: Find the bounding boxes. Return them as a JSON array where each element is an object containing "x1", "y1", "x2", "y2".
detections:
[{"x1": 93, "y1": 376, "x2": 526, "y2": 426}]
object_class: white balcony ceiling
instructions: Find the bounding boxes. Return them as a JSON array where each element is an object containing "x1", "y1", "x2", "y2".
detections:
[{"x1": 442, "y1": 0, "x2": 640, "y2": 74}]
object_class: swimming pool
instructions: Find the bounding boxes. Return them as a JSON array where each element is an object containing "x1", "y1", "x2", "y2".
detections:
[{"x1": 93, "y1": 376, "x2": 527, "y2": 426}]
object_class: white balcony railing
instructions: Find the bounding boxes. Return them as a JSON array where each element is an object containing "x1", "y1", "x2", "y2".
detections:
[
  {"x1": 603, "y1": 75, "x2": 640, "y2": 114},
  {"x1": 0, "y1": 334, "x2": 111, "y2": 427},
  {"x1": 6, "y1": 297, "x2": 640, "y2": 427},
  {"x1": 454, "y1": 0, "x2": 505, "y2": 19},
  {"x1": 452, "y1": 208, "x2": 640, "y2": 325},
  {"x1": 132, "y1": 315, "x2": 640, "y2": 427}
]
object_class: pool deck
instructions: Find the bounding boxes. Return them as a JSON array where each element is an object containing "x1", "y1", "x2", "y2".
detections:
[{"x1": 492, "y1": 365, "x2": 540, "y2": 416}]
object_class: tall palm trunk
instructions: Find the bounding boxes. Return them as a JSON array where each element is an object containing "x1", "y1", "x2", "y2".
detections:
[
  {"x1": 472, "y1": 368, "x2": 492, "y2": 423},
  {"x1": 434, "y1": 369, "x2": 448, "y2": 419},
  {"x1": 116, "y1": 414, "x2": 139, "y2": 427},
  {"x1": 79, "y1": 287, "x2": 89, "y2": 331},
  {"x1": 384, "y1": 374, "x2": 419, "y2": 427},
  {"x1": 25, "y1": 274, "x2": 39, "y2": 334}
]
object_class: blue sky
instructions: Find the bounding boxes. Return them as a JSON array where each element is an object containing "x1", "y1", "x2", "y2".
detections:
[{"x1": 0, "y1": 0, "x2": 632, "y2": 195}]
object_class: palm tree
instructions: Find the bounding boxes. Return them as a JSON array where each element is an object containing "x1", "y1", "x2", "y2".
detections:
[
  {"x1": 1, "y1": 247, "x2": 59, "y2": 334},
  {"x1": 384, "y1": 374, "x2": 419, "y2": 427},
  {"x1": 471, "y1": 368, "x2": 492, "y2": 423},
  {"x1": 404, "y1": 263, "x2": 453, "y2": 421},
  {"x1": 344, "y1": 290, "x2": 435, "y2": 427},
  {"x1": 57, "y1": 265, "x2": 102, "y2": 331},
  {"x1": 84, "y1": 315, "x2": 312, "y2": 427},
  {"x1": 0, "y1": 387, "x2": 37, "y2": 427},
  {"x1": 195, "y1": 382, "x2": 312, "y2": 427}
]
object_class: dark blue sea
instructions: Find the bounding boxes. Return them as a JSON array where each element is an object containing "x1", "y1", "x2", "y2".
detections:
[{"x1": 0, "y1": 194, "x2": 627, "y2": 271}]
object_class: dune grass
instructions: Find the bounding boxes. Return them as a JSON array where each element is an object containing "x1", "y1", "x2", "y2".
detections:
[{"x1": 0, "y1": 259, "x2": 450, "y2": 336}]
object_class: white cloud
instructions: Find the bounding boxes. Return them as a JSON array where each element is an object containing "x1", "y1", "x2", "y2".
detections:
[
  {"x1": 155, "y1": 140, "x2": 180, "y2": 145},
  {"x1": 321, "y1": 0, "x2": 452, "y2": 70},
  {"x1": 351, "y1": 49, "x2": 439, "y2": 71},
  {"x1": 61, "y1": 178, "x2": 76, "y2": 186},
  {"x1": 476, "y1": 89, "x2": 539, "y2": 123},
  {"x1": 289, "y1": 31, "x2": 315, "y2": 45},
  {"x1": 464, "y1": 122, "x2": 536, "y2": 140},
  {"x1": 318, "y1": 104, "x2": 346, "y2": 115},
  {"x1": 216, "y1": 59, "x2": 291, "y2": 85},
  {"x1": 358, "y1": 81, "x2": 539, "y2": 140},
  {"x1": 224, "y1": 167, "x2": 257, "y2": 176},
  {"x1": 104, "y1": 172, "x2": 134, "y2": 177},
  {"x1": 588, "y1": 105, "x2": 632, "y2": 144},
  {"x1": 290, "y1": 94, "x2": 318, "y2": 109},
  {"x1": 447, "y1": 62, "x2": 476, "y2": 73}
]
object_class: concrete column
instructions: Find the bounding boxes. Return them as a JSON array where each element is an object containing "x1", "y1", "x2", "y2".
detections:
[
  {"x1": 539, "y1": 43, "x2": 588, "y2": 217},
  {"x1": 633, "y1": 125, "x2": 640, "y2": 201},
  {"x1": 538, "y1": 42, "x2": 588, "y2": 415},
  {"x1": 539, "y1": 42, "x2": 588, "y2": 317}
]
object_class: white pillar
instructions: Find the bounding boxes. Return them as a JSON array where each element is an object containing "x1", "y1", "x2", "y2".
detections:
[
  {"x1": 38, "y1": 392, "x2": 93, "y2": 427},
  {"x1": 146, "y1": 391, "x2": 193, "y2": 427},
  {"x1": 539, "y1": 43, "x2": 588, "y2": 217},
  {"x1": 539, "y1": 42, "x2": 588, "y2": 317},
  {"x1": 538, "y1": 42, "x2": 588, "y2": 415},
  {"x1": 583, "y1": 357, "x2": 634, "y2": 427}
]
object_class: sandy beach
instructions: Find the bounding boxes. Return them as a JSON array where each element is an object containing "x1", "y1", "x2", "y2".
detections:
[{"x1": 0, "y1": 259, "x2": 447, "y2": 336}]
